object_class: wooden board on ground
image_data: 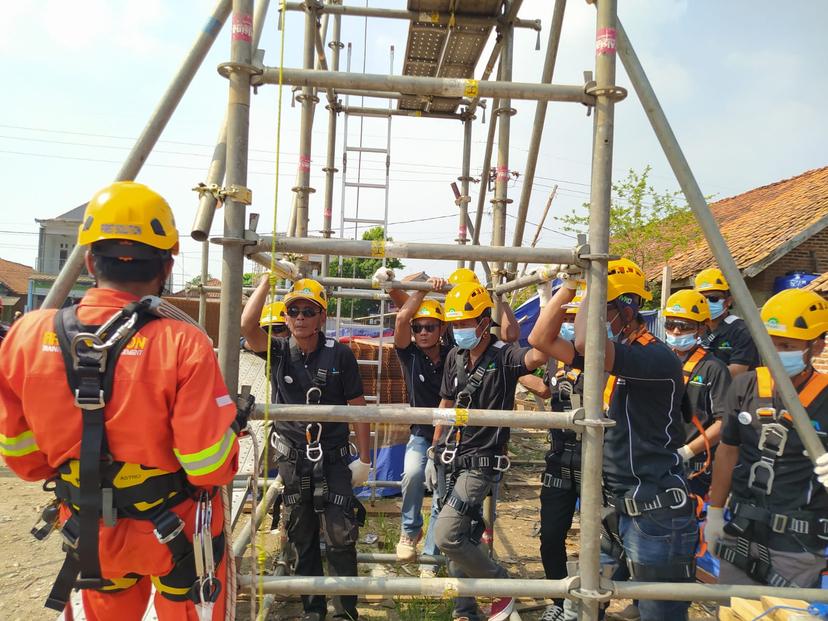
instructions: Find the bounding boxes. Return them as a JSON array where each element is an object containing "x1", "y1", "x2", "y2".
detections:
[
  {"x1": 760, "y1": 596, "x2": 818, "y2": 621},
  {"x1": 718, "y1": 606, "x2": 738, "y2": 621},
  {"x1": 729, "y1": 598, "x2": 764, "y2": 620}
]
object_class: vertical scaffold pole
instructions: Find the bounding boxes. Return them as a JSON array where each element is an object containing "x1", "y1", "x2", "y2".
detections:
[
  {"x1": 321, "y1": 3, "x2": 343, "y2": 277},
  {"x1": 468, "y1": 96, "x2": 498, "y2": 279},
  {"x1": 218, "y1": 0, "x2": 254, "y2": 397},
  {"x1": 491, "y1": 21, "x2": 513, "y2": 291},
  {"x1": 578, "y1": 1, "x2": 619, "y2": 619},
  {"x1": 42, "y1": 0, "x2": 233, "y2": 309},
  {"x1": 457, "y1": 117, "x2": 473, "y2": 268}
]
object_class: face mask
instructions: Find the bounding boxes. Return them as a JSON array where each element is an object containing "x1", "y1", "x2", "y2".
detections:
[
  {"x1": 707, "y1": 299, "x2": 726, "y2": 319},
  {"x1": 777, "y1": 349, "x2": 807, "y2": 377},
  {"x1": 454, "y1": 327, "x2": 481, "y2": 350},
  {"x1": 559, "y1": 322, "x2": 576, "y2": 342},
  {"x1": 666, "y1": 333, "x2": 698, "y2": 352},
  {"x1": 606, "y1": 322, "x2": 616, "y2": 341}
]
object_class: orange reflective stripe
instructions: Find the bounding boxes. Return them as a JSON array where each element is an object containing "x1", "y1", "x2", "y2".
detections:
[
  {"x1": 799, "y1": 372, "x2": 828, "y2": 408},
  {"x1": 755, "y1": 366, "x2": 773, "y2": 399},
  {"x1": 635, "y1": 332, "x2": 655, "y2": 346},
  {"x1": 603, "y1": 375, "x2": 617, "y2": 411},
  {"x1": 682, "y1": 347, "x2": 707, "y2": 385}
]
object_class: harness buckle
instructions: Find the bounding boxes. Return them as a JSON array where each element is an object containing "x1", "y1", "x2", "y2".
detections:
[
  {"x1": 305, "y1": 386, "x2": 322, "y2": 405},
  {"x1": 667, "y1": 488, "x2": 687, "y2": 510},
  {"x1": 60, "y1": 517, "x2": 80, "y2": 550},
  {"x1": 305, "y1": 423, "x2": 323, "y2": 462},
  {"x1": 493, "y1": 454, "x2": 511, "y2": 472},
  {"x1": 758, "y1": 423, "x2": 788, "y2": 456},
  {"x1": 154, "y1": 515, "x2": 185, "y2": 544},
  {"x1": 748, "y1": 458, "x2": 776, "y2": 495},
  {"x1": 623, "y1": 497, "x2": 642, "y2": 518},
  {"x1": 771, "y1": 513, "x2": 788, "y2": 534},
  {"x1": 74, "y1": 388, "x2": 106, "y2": 410},
  {"x1": 455, "y1": 391, "x2": 472, "y2": 409},
  {"x1": 818, "y1": 518, "x2": 828, "y2": 541}
]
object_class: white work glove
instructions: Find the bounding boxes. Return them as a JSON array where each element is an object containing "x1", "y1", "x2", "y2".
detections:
[
  {"x1": 677, "y1": 444, "x2": 694, "y2": 464},
  {"x1": 271, "y1": 259, "x2": 299, "y2": 281},
  {"x1": 349, "y1": 459, "x2": 371, "y2": 487},
  {"x1": 371, "y1": 267, "x2": 396, "y2": 286},
  {"x1": 537, "y1": 280, "x2": 554, "y2": 308},
  {"x1": 704, "y1": 506, "x2": 726, "y2": 555},
  {"x1": 424, "y1": 458, "x2": 438, "y2": 492},
  {"x1": 815, "y1": 452, "x2": 828, "y2": 491}
]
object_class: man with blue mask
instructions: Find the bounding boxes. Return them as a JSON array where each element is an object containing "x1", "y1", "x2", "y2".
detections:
[
  {"x1": 695, "y1": 268, "x2": 760, "y2": 377},
  {"x1": 530, "y1": 258, "x2": 696, "y2": 621},
  {"x1": 430, "y1": 281, "x2": 546, "y2": 621},
  {"x1": 706, "y1": 287, "x2": 828, "y2": 589},
  {"x1": 519, "y1": 280, "x2": 587, "y2": 621},
  {"x1": 663, "y1": 290, "x2": 732, "y2": 499}
]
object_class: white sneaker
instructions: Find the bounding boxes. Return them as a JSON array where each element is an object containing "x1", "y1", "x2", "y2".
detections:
[
  {"x1": 395, "y1": 530, "x2": 422, "y2": 562},
  {"x1": 540, "y1": 604, "x2": 565, "y2": 621}
]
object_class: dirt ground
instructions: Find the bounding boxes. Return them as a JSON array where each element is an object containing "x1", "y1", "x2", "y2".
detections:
[{"x1": 0, "y1": 434, "x2": 718, "y2": 620}]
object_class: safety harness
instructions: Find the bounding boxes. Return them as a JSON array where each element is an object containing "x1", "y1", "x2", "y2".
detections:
[
  {"x1": 271, "y1": 335, "x2": 366, "y2": 541},
  {"x1": 436, "y1": 342, "x2": 510, "y2": 544},
  {"x1": 542, "y1": 361, "x2": 583, "y2": 492},
  {"x1": 717, "y1": 367, "x2": 828, "y2": 587},
  {"x1": 42, "y1": 300, "x2": 224, "y2": 612},
  {"x1": 681, "y1": 347, "x2": 714, "y2": 477}
]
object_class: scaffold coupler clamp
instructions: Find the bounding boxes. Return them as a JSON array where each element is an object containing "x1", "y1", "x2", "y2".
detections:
[
  {"x1": 305, "y1": 422, "x2": 323, "y2": 463},
  {"x1": 193, "y1": 490, "x2": 220, "y2": 621}
]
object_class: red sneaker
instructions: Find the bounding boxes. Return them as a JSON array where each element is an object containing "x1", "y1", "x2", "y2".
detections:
[{"x1": 488, "y1": 596, "x2": 515, "y2": 621}]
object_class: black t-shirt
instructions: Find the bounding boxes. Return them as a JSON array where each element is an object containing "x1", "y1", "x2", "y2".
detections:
[
  {"x1": 721, "y1": 370, "x2": 828, "y2": 516},
  {"x1": 395, "y1": 342, "x2": 451, "y2": 439},
  {"x1": 438, "y1": 340, "x2": 530, "y2": 456},
  {"x1": 703, "y1": 314, "x2": 760, "y2": 369},
  {"x1": 682, "y1": 347, "x2": 732, "y2": 439},
  {"x1": 575, "y1": 332, "x2": 688, "y2": 499},
  {"x1": 267, "y1": 333, "x2": 364, "y2": 447}
]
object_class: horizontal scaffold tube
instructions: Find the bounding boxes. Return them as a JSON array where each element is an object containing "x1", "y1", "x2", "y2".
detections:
[
  {"x1": 235, "y1": 575, "x2": 828, "y2": 603},
  {"x1": 280, "y1": 2, "x2": 541, "y2": 30},
  {"x1": 494, "y1": 266, "x2": 557, "y2": 295},
  {"x1": 315, "y1": 276, "x2": 452, "y2": 293},
  {"x1": 252, "y1": 69, "x2": 592, "y2": 105},
  {"x1": 340, "y1": 106, "x2": 463, "y2": 121},
  {"x1": 246, "y1": 236, "x2": 579, "y2": 265},
  {"x1": 251, "y1": 404, "x2": 582, "y2": 430},
  {"x1": 188, "y1": 284, "x2": 444, "y2": 302},
  {"x1": 354, "y1": 553, "x2": 446, "y2": 566}
]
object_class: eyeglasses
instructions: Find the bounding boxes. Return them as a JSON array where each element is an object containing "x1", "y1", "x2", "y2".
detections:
[
  {"x1": 703, "y1": 294, "x2": 726, "y2": 303},
  {"x1": 664, "y1": 319, "x2": 697, "y2": 332},
  {"x1": 287, "y1": 307, "x2": 321, "y2": 318},
  {"x1": 412, "y1": 323, "x2": 439, "y2": 334}
]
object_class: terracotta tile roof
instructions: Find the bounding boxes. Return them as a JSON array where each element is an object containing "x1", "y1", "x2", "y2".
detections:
[
  {"x1": 0, "y1": 258, "x2": 34, "y2": 295},
  {"x1": 805, "y1": 272, "x2": 828, "y2": 295},
  {"x1": 649, "y1": 166, "x2": 828, "y2": 282}
]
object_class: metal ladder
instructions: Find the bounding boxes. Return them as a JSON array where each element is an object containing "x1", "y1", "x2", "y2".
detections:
[{"x1": 335, "y1": 42, "x2": 394, "y2": 500}]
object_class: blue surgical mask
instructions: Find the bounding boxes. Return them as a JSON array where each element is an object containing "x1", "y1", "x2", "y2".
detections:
[
  {"x1": 666, "y1": 333, "x2": 698, "y2": 352},
  {"x1": 606, "y1": 321, "x2": 617, "y2": 341},
  {"x1": 559, "y1": 322, "x2": 576, "y2": 342},
  {"x1": 778, "y1": 349, "x2": 807, "y2": 377},
  {"x1": 454, "y1": 327, "x2": 481, "y2": 350},
  {"x1": 708, "y1": 299, "x2": 726, "y2": 319}
]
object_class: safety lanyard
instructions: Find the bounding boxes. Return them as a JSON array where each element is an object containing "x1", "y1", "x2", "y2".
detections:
[
  {"x1": 193, "y1": 490, "x2": 219, "y2": 621},
  {"x1": 682, "y1": 346, "x2": 713, "y2": 477}
]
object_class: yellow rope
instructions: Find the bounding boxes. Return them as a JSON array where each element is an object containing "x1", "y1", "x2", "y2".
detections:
[{"x1": 258, "y1": 0, "x2": 288, "y2": 612}]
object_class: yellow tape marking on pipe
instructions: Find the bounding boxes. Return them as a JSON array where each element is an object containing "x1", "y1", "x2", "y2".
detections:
[
  {"x1": 463, "y1": 80, "x2": 479, "y2": 98},
  {"x1": 370, "y1": 240, "x2": 386, "y2": 258},
  {"x1": 442, "y1": 579, "x2": 460, "y2": 599},
  {"x1": 454, "y1": 408, "x2": 469, "y2": 426},
  {"x1": 429, "y1": 11, "x2": 440, "y2": 24}
]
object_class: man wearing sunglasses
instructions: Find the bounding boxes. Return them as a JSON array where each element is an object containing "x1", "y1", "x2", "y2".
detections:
[
  {"x1": 694, "y1": 267, "x2": 760, "y2": 377},
  {"x1": 530, "y1": 258, "x2": 696, "y2": 621},
  {"x1": 241, "y1": 276, "x2": 371, "y2": 621},
  {"x1": 663, "y1": 290, "x2": 732, "y2": 500}
]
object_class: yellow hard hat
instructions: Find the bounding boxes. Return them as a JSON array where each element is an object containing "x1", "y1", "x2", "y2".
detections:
[
  {"x1": 607, "y1": 258, "x2": 652, "y2": 302},
  {"x1": 284, "y1": 278, "x2": 328, "y2": 310},
  {"x1": 444, "y1": 282, "x2": 493, "y2": 322},
  {"x1": 664, "y1": 290, "x2": 710, "y2": 323},
  {"x1": 413, "y1": 299, "x2": 445, "y2": 321},
  {"x1": 260, "y1": 301, "x2": 287, "y2": 327},
  {"x1": 761, "y1": 288, "x2": 828, "y2": 341},
  {"x1": 564, "y1": 281, "x2": 587, "y2": 315},
  {"x1": 448, "y1": 267, "x2": 480, "y2": 286},
  {"x1": 78, "y1": 182, "x2": 179, "y2": 254},
  {"x1": 694, "y1": 267, "x2": 729, "y2": 293}
]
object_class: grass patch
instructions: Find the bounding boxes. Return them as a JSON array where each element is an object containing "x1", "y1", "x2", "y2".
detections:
[{"x1": 395, "y1": 596, "x2": 454, "y2": 621}]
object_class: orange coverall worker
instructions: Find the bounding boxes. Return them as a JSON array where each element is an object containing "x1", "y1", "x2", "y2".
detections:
[{"x1": 0, "y1": 288, "x2": 239, "y2": 620}]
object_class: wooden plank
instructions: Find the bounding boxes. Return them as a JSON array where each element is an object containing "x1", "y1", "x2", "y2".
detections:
[
  {"x1": 730, "y1": 597, "x2": 764, "y2": 621},
  {"x1": 760, "y1": 596, "x2": 817, "y2": 621},
  {"x1": 718, "y1": 606, "x2": 739, "y2": 621}
]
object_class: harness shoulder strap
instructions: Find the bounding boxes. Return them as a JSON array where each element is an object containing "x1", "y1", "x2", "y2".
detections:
[
  {"x1": 603, "y1": 375, "x2": 617, "y2": 411},
  {"x1": 287, "y1": 336, "x2": 337, "y2": 403},
  {"x1": 755, "y1": 367, "x2": 773, "y2": 399},
  {"x1": 635, "y1": 330, "x2": 656, "y2": 346},
  {"x1": 800, "y1": 372, "x2": 828, "y2": 408},
  {"x1": 457, "y1": 341, "x2": 502, "y2": 398},
  {"x1": 682, "y1": 347, "x2": 708, "y2": 385}
]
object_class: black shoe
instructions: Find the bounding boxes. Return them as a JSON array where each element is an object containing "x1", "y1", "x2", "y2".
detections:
[{"x1": 300, "y1": 613, "x2": 323, "y2": 621}]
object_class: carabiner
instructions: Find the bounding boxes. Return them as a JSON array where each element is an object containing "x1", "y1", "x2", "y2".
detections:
[
  {"x1": 440, "y1": 427, "x2": 460, "y2": 464},
  {"x1": 455, "y1": 390, "x2": 472, "y2": 409},
  {"x1": 305, "y1": 423, "x2": 323, "y2": 462},
  {"x1": 306, "y1": 386, "x2": 322, "y2": 404}
]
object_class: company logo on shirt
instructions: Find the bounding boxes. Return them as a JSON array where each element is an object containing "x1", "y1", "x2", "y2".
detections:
[
  {"x1": 689, "y1": 374, "x2": 705, "y2": 386},
  {"x1": 41, "y1": 331, "x2": 148, "y2": 356},
  {"x1": 717, "y1": 340, "x2": 733, "y2": 351}
]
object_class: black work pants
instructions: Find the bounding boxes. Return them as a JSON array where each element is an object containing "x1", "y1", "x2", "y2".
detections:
[
  {"x1": 539, "y1": 466, "x2": 579, "y2": 608},
  {"x1": 278, "y1": 454, "x2": 360, "y2": 620}
]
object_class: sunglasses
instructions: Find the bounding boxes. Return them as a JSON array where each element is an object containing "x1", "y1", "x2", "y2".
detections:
[
  {"x1": 703, "y1": 294, "x2": 726, "y2": 303},
  {"x1": 412, "y1": 323, "x2": 439, "y2": 334},
  {"x1": 664, "y1": 320, "x2": 697, "y2": 332},
  {"x1": 271, "y1": 325, "x2": 288, "y2": 334},
  {"x1": 287, "y1": 307, "x2": 321, "y2": 318}
]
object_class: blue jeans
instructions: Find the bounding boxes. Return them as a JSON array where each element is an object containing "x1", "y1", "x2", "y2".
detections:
[
  {"x1": 618, "y1": 510, "x2": 698, "y2": 621},
  {"x1": 400, "y1": 434, "x2": 439, "y2": 559}
]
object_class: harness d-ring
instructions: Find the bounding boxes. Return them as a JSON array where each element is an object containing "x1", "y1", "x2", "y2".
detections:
[
  {"x1": 305, "y1": 423, "x2": 323, "y2": 462},
  {"x1": 306, "y1": 386, "x2": 322, "y2": 405},
  {"x1": 441, "y1": 426, "x2": 460, "y2": 464}
]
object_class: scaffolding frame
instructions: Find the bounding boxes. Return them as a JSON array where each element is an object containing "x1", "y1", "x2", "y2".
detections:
[{"x1": 40, "y1": 0, "x2": 828, "y2": 618}]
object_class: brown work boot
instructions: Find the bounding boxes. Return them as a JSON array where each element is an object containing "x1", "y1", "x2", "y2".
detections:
[{"x1": 395, "y1": 530, "x2": 422, "y2": 562}]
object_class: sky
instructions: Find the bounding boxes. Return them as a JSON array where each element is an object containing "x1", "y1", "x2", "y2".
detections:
[{"x1": 1, "y1": 1, "x2": 826, "y2": 290}]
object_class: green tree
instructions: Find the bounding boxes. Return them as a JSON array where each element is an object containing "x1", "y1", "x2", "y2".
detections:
[
  {"x1": 328, "y1": 226, "x2": 404, "y2": 319},
  {"x1": 558, "y1": 166, "x2": 699, "y2": 306},
  {"x1": 242, "y1": 272, "x2": 256, "y2": 288}
]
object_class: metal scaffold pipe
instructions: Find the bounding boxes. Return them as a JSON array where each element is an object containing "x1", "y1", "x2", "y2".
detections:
[
  {"x1": 494, "y1": 267, "x2": 555, "y2": 296},
  {"x1": 251, "y1": 404, "x2": 582, "y2": 430},
  {"x1": 246, "y1": 236, "x2": 579, "y2": 265},
  {"x1": 43, "y1": 0, "x2": 233, "y2": 309},
  {"x1": 507, "y1": 0, "x2": 567, "y2": 278},
  {"x1": 491, "y1": 21, "x2": 513, "y2": 289},
  {"x1": 315, "y1": 276, "x2": 452, "y2": 292},
  {"x1": 192, "y1": 284, "x2": 444, "y2": 302},
  {"x1": 469, "y1": 97, "x2": 499, "y2": 278},
  {"x1": 279, "y1": 2, "x2": 541, "y2": 31},
  {"x1": 320, "y1": 1, "x2": 342, "y2": 276},
  {"x1": 252, "y1": 68, "x2": 594, "y2": 105},
  {"x1": 340, "y1": 106, "x2": 464, "y2": 120},
  {"x1": 615, "y1": 22, "x2": 826, "y2": 464},
  {"x1": 456, "y1": 117, "x2": 473, "y2": 267},
  {"x1": 232, "y1": 479, "x2": 281, "y2": 558}
]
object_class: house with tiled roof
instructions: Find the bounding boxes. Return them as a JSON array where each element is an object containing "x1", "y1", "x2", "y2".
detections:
[
  {"x1": 652, "y1": 166, "x2": 828, "y2": 306},
  {"x1": 0, "y1": 258, "x2": 34, "y2": 320}
]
